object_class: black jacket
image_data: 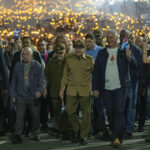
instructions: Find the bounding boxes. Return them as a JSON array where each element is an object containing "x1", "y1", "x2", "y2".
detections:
[{"x1": 92, "y1": 47, "x2": 137, "y2": 91}]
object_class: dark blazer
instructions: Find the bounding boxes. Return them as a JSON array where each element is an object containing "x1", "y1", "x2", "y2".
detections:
[
  {"x1": 10, "y1": 50, "x2": 41, "y2": 80},
  {"x1": 92, "y1": 47, "x2": 137, "y2": 91},
  {"x1": 128, "y1": 43, "x2": 142, "y2": 82},
  {"x1": 10, "y1": 60, "x2": 46, "y2": 99}
]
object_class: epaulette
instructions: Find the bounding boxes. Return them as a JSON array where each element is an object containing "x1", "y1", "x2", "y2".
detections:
[
  {"x1": 86, "y1": 55, "x2": 93, "y2": 60},
  {"x1": 46, "y1": 57, "x2": 56, "y2": 64},
  {"x1": 66, "y1": 53, "x2": 75, "y2": 58}
]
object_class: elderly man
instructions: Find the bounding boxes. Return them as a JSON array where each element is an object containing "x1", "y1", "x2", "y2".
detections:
[
  {"x1": 9, "y1": 47, "x2": 46, "y2": 144},
  {"x1": 44, "y1": 43, "x2": 67, "y2": 138},
  {"x1": 10, "y1": 37, "x2": 43, "y2": 136},
  {"x1": 92, "y1": 29, "x2": 137, "y2": 148},
  {"x1": 60, "y1": 39, "x2": 94, "y2": 145},
  {"x1": 93, "y1": 30, "x2": 103, "y2": 47}
]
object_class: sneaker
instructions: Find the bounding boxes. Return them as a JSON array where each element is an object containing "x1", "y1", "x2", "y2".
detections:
[
  {"x1": 9, "y1": 134, "x2": 23, "y2": 144},
  {"x1": 112, "y1": 138, "x2": 121, "y2": 148}
]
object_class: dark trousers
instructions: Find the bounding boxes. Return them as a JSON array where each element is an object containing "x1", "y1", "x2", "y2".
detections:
[
  {"x1": 147, "y1": 86, "x2": 150, "y2": 134},
  {"x1": 8, "y1": 97, "x2": 16, "y2": 133},
  {"x1": 40, "y1": 96, "x2": 48, "y2": 127},
  {"x1": 138, "y1": 94, "x2": 147, "y2": 129},
  {"x1": 0, "y1": 92, "x2": 8, "y2": 132},
  {"x1": 92, "y1": 96, "x2": 106, "y2": 134},
  {"x1": 15, "y1": 98, "x2": 40, "y2": 136},
  {"x1": 51, "y1": 98, "x2": 61, "y2": 130},
  {"x1": 23, "y1": 109, "x2": 32, "y2": 134},
  {"x1": 102, "y1": 88, "x2": 126, "y2": 141}
]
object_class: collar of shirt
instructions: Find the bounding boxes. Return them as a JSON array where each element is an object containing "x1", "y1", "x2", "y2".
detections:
[
  {"x1": 75, "y1": 53, "x2": 86, "y2": 60},
  {"x1": 87, "y1": 45, "x2": 97, "y2": 51},
  {"x1": 86, "y1": 45, "x2": 102, "y2": 52}
]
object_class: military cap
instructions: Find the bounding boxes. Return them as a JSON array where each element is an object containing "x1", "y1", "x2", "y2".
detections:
[
  {"x1": 93, "y1": 30, "x2": 102, "y2": 36},
  {"x1": 53, "y1": 43, "x2": 66, "y2": 52},
  {"x1": 73, "y1": 39, "x2": 85, "y2": 48}
]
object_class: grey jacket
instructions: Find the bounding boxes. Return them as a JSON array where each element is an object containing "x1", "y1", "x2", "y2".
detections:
[{"x1": 9, "y1": 60, "x2": 46, "y2": 100}]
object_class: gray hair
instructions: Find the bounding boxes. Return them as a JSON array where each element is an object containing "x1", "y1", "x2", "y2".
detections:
[
  {"x1": 106, "y1": 29, "x2": 118, "y2": 38},
  {"x1": 21, "y1": 47, "x2": 33, "y2": 55}
]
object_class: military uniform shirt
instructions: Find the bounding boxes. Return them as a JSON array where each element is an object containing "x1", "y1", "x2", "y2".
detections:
[
  {"x1": 44, "y1": 57, "x2": 66, "y2": 98},
  {"x1": 60, "y1": 53, "x2": 94, "y2": 96}
]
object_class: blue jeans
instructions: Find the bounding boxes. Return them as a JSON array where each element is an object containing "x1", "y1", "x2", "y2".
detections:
[
  {"x1": 102, "y1": 88, "x2": 126, "y2": 141},
  {"x1": 125, "y1": 82, "x2": 138, "y2": 133}
]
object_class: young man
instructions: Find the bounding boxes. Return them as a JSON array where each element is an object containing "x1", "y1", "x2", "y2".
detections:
[
  {"x1": 85, "y1": 33, "x2": 107, "y2": 136},
  {"x1": 11, "y1": 37, "x2": 42, "y2": 79},
  {"x1": 60, "y1": 39, "x2": 94, "y2": 145}
]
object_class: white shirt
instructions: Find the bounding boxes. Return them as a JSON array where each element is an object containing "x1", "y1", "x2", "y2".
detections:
[{"x1": 105, "y1": 47, "x2": 121, "y2": 90}]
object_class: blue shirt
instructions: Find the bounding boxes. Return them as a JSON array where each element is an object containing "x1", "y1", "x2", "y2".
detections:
[{"x1": 85, "y1": 45, "x2": 103, "y2": 61}]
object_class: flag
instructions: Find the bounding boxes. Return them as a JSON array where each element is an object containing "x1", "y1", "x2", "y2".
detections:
[
  {"x1": 14, "y1": 30, "x2": 21, "y2": 38},
  {"x1": 121, "y1": 37, "x2": 129, "y2": 51},
  {"x1": 148, "y1": 44, "x2": 150, "y2": 50},
  {"x1": 45, "y1": 52, "x2": 49, "y2": 62}
]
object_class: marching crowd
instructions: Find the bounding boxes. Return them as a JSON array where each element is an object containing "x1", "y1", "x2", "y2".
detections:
[{"x1": 0, "y1": 29, "x2": 150, "y2": 148}]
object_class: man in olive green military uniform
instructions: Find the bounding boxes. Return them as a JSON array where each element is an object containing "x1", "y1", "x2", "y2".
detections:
[
  {"x1": 44, "y1": 43, "x2": 66, "y2": 133},
  {"x1": 60, "y1": 39, "x2": 94, "y2": 144},
  {"x1": 93, "y1": 30, "x2": 103, "y2": 47}
]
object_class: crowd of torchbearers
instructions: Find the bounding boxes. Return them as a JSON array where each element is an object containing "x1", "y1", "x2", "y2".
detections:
[{"x1": 0, "y1": 28, "x2": 150, "y2": 148}]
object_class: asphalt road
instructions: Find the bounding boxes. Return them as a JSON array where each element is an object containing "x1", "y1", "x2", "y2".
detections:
[{"x1": 0, "y1": 121, "x2": 150, "y2": 150}]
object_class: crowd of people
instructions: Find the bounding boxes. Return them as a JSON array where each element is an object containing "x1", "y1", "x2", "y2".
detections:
[{"x1": 0, "y1": 28, "x2": 150, "y2": 148}]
